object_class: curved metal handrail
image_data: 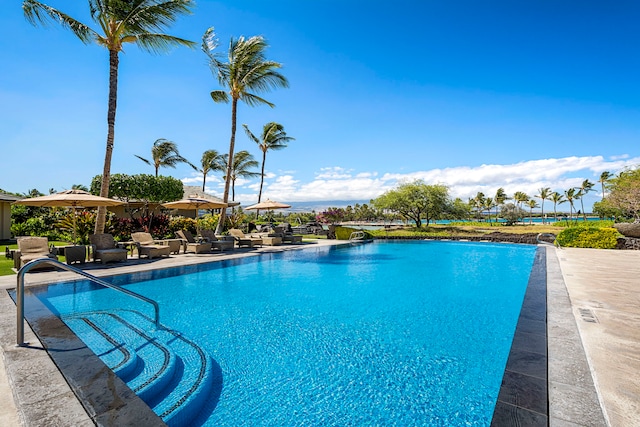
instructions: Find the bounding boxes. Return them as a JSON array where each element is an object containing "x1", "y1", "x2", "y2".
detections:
[
  {"x1": 16, "y1": 257, "x2": 160, "y2": 346},
  {"x1": 349, "y1": 230, "x2": 366, "y2": 241},
  {"x1": 536, "y1": 232, "x2": 560, "y2": 248}
]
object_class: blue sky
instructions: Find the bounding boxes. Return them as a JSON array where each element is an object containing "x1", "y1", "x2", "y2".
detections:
[{"x1": 2, "y1": 1, "x2": 640, "y2": 212}]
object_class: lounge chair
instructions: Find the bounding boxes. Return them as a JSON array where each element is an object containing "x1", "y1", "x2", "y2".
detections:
[
  {"x1": 198, "y1": 229, "x2": 235, "y2": 251},
  {"x1": 176, "y1": 230, "x2": 212, "y2": 254},
  {"x1": 228, "y1": 229, "x2": 263, "y2": 248},
  {"x1": 15, "y1": 236, "x2": 57, "y2": 269},
  {"x1": 273, "y1": 226, "x2": 303, "y2": 244},
  {"x1": 89, "y1": 234, "x2": 128, "y2": 264},
  {"x1": 130, "y1": 232, "x2": 172, "y2": 259}
]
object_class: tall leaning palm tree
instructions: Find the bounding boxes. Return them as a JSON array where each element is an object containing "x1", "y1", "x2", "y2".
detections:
[
  {"x1": 578, "y1": 179, "x2": 595, "y2": 221},
  {"x1": 243, "y1": 122, "x2": 295, "y2": 204},
  {"x1": 199, "y1": 149, "x2": 226, "y2": 191},
  {"x1": 527, "y1": 199, "x2": 539, "y2": 224},
  {"x1": 221, "y1": 151, "x2": 260, "y2": 202},
  {"x1": 202, "y1": 28, "x2": 289, "y2": 233},
  {"x1": 23, "y1": 0, "x2": 196, "y2": 234},
  {"x1": 536, "y1": 187, "x2": 551, "y2": 224},
  {"x1": 599, "y1": 171, "x2": 612, "y2": 200},
  {"x1": 550, "y1": 191, "x2": 565, "y2": 221},
  {"x1": 135, "y1": 138, "x2": 193, "y2": 177},
  {"x1": 565, "y1": 188, "x2": 577, "y2": 223}
]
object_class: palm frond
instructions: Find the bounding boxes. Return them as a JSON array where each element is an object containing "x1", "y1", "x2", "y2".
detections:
[
  {"x1": 23, "y1": 0, "x2": 96, "y2": 44},
  {"x1": 134, "y1": 33, "x2": 195, "y2": 53},
  {"x1": 134, "y1": 155, "x2": 152, "y2": 165},
  {"x1": 240, "y1": 93, "x2": 275, "y2": 108},
  {"x1": 210, "y1": 90, "x2": 230, "y2": 103}
]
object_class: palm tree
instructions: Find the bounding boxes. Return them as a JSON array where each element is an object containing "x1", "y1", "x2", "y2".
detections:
[
  {"x1": 202, "y1": 28, "x2": 288, "y2": 233},
  {"x1": 513, "y1": 191, "x2": 529, "y2": 209},
  {"x1": 527, "y1": 199, "x2": 539, "y2": 224},
  {"x1": 578, "y1": 179, "x2": 595, "y2": 220},
  {"x1": 135, "y1": 138, "x2": 193, "y2": 177},
  {"x1": 599, "y1": 171, "x2": 612, "y2": 200},
  {"x1": 243, "y1": 122, "x2": 295, "y2": 205},
  {"x1": 23, "y1": 0, "x2": 195, "y2": 234},
  {"x1": 472, "y1": 192, "x2": 485, "y2": 221},
  {"x1": 550, "y1": 191, "x2": 565, "y2": 221},
  {"x1": 484, "y1": 197, "x2": 495, "y2": 224},
  {"x1": 220, "y1": 151, "x2": 260, "y2": 202},
  {"x1": 199, "y1": 150, "x2": 226, "y2": 191},
  {"x1": 536, "y1": 187, "x2": 551, "y2": 224},
  {"x1": 565, "y1": 188, "x2": 578, "y2": 223},
  {"x1": 494, "y1": 187, "x2": 508, "y2": 223}
]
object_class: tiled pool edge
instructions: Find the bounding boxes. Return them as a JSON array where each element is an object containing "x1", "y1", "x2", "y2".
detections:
[{"x1": 491, "y1": 246, "x2": 548, "y2": 426}]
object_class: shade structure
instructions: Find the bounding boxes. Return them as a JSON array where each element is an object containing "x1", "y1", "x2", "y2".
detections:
[
  {"x1": 161, "y1": 197, "x2": 228, "y2": 219},
  {"x1": 244, "y1": 199, "x2": 291, "y2": 211},
  {"x1": 13, "y1": 189, "x2": 123, "y2": 243}
]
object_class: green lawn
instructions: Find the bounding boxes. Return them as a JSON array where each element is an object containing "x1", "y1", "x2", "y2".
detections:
[{"x1": 1, "y1": 241, "x2": 71, "y2": 276}]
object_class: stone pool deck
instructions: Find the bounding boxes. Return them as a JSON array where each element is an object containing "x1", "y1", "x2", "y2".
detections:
[{"x1": 0, "y1": 242, "x2": 638, "y2": 426}]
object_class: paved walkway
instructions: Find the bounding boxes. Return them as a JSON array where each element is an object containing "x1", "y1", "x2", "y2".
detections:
[
  {"x1": 1, "y1": 242, "x2": 639, "y2": 426},
  {"x1": 555, "y1": 247, "x2": 640, "y2": 426}
]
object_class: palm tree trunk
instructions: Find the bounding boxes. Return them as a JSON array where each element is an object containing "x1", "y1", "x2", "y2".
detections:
[
  {"x1": 258, "y1": 150, "x2": 267, "y2": 203},
  {"x1": 541, "y1": 200, "x2": 545, "y2": 224},
  {"x1": 215, "y1": 97, "x2": 238, "y2": 234},
  {"x1": 95, "y1": 49, "x2": 119, "y2": 235},
  {"x1": 202, "y1": 173, "x2": 207, "y2": 192}
]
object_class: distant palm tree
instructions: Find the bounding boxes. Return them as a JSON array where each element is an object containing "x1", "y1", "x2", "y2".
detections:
[
  {"x1": 484, "y1": 197, "x2": 495, "y2": 224},
  {"x1": 494, "y1": 187, "x2": 508, "y2": 223},
  {"x1": 243, "y1": 122, "x2": 295, "y2": 205},
  {"x1": 221, "y1": 150, "x2": 260, "y2": 202},
  {"x1": 536, "y1": 187, "x2": 551, "y2": 224},
  {"x1": 527, "y1": 199, "x2": 539, "y2": 224},
  {"x1": 71, "y1": 184, "x2": 89, "y2": 192},
  {"x1": 199, "y1": 150, "x2": 226, "y2": 191},
  {"x1": 472, "y1": 192, "x2": 485, "y2": 221},
  {"x1": 578, "y1": 179, "x2": 595, "y2": 220},
  {"x1": 599, "y1": 171, "x2": 612, "y2": 200},
  {"x1": 564, "y1": 188, "x2": 578, "y2": 223},
  {"x1": 135, "y1": 138, "x2": 193, "y2": 177},
  {"x1": 550, "y1": 191, "x2": 566, "y2": 221},
  {"x1": 202, "y1": 28, "x2": 288, "y2": 233},
  {"x1": 23, "y1": 0, "x2": 195, "y2": 234},
  {"x1": 514, "y1": 191, "x2": 529, "y2": 209}
]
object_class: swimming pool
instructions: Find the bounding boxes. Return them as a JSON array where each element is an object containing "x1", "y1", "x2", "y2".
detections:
[{"x1": 23, "y1": 241, "x2": 538, "y2": 426}]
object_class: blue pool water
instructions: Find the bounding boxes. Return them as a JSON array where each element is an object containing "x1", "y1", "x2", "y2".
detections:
[{"x1": 37, "y1": 241, "x2": 537, "y2": 426}]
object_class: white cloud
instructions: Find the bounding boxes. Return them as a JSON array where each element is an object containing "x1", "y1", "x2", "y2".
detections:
[{"x1": 186, "y1": 155, "x2": 640, "y2": 210}]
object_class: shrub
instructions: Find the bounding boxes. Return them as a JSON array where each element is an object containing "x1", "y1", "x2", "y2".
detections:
[
  {"x1": 334, "y1": 226, "x2": 373, "y2": 240},
  {"x1": 555, "y1": 226, "x2": 621, "y2": 249},
  {"x1": 168, "y1": 216, "x2": 198, "y2": 237}
]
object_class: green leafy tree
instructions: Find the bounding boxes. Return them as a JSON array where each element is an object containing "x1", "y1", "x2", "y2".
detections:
[
  {"x1": 199, "y1": 149, "x2": 226, "y2": 191},
  {"x1": 243, "y1": 122, "x2": 294, "y2": 204},
  {"x1": 372, "y1": 180, "x2": 450, "y2": 228},
  {"x1": 202, "y1": 28, "x2": 288, "y2": 233},
  {"x1": 513, "y1": 191, "x2": 529, "y2": 209},
  {"x1": 500, "y1": 203, "x2": 526, "y2": 226},
  {"x1": 607, "y1": 167, "x2": 640, "y2": 220},
  {"x1": 23, "y1": 0, "x2": 195, "y2": 235},
  {"x1": 135, "y1": 138, "x2": 194, "y2": 176},
  {"x1": 536, "y1": 187, "x2": 551, "y2": 224},
  {"x1": 90, "y1": 173, "x2": 183, "y2": 217},
  {"x1": 220, "y1": 151, "x2": 260, "y2": 202},
  {"x1": 494, "y1": 187, "x2": 508, "y2": 222},
  {"x1": 483, "y1": 197, "x2": 495, "y2": 224}
]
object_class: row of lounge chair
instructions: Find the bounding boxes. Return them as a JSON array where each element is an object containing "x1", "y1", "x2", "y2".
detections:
[{"x1": 11, "y1": 228, "x2": 305, "y2": 268}]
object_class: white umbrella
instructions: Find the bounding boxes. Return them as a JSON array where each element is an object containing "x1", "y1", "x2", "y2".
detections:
[{"x1": 244, "y1": 199, "x2": 291, "y2": 211}]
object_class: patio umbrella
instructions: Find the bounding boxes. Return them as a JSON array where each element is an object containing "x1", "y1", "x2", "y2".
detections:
[
  {"x1": 244, "y1": 199, "x2": 291, "y2": 221},
  {"x1": 244, "y1": 199, "x2": 291, "y2": 211},
  {"x1": 161, "y1": 197, "x2": 228, "y2": 218},
  {"x1": 13, "y1": 189, "x2": 123, "y2": 243}
]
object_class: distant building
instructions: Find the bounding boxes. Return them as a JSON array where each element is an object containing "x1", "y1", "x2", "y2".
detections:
[{"x1": 0, "y1": 193, "x2": 21, "y2": 240}]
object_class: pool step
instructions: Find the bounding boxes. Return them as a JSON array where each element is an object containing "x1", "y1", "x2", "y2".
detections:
[{"x1": 62, "y1": 310, "x2": 215, "y2": 426}]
